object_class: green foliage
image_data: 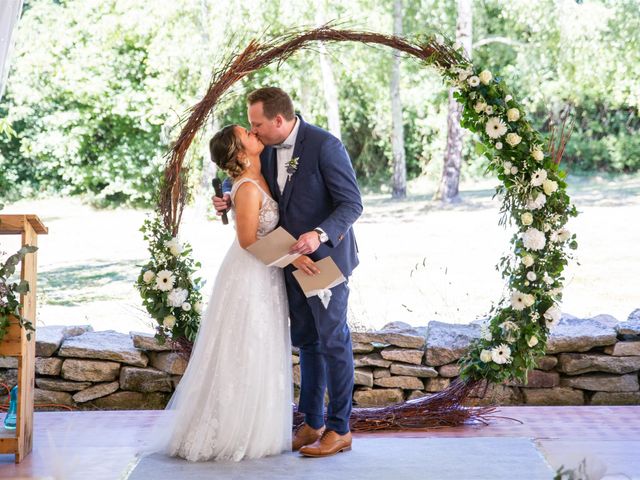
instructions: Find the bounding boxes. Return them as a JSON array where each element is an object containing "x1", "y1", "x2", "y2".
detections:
[
  {"x1": 0, "y1": 243, "x2": 38, "y2": 343},
  {"x1": 135, "y1": 214, "x2": 203, "y2": 343},
  {"x1": 0, "y1": 0, "x2": 639, "y2": 205}
]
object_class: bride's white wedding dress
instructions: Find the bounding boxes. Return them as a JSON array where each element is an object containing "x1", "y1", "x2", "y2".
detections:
[{"x1": 150, "y1": 178, "x2": 292, "y2": 462}]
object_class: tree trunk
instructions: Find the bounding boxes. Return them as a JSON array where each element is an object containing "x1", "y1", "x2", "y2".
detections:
[
  {"x1": 434, "y1": 0, "x2": 472, "y2": 203},
  {"x1": 390, "y1": 0, "x2": 406, "y2": 199},
  {"x1": 315, "y1": 0, "x2": 341, "y2": 139}
]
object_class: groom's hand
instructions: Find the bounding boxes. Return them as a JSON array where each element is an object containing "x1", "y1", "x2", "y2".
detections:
[
  {"x1": 292, "y1": 255, "x2": 320, "y2": 276},
  {"x1": 290, "y1": 231, "x2": 321, "y2": 255},
  {"x1": 212, "y1": 193, "x2": 231, "y2": 215}
]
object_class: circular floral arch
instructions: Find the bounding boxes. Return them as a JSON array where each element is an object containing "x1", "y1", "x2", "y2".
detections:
[{"x1": 150, "y1": 26, "x2": 577, "y2": 429}]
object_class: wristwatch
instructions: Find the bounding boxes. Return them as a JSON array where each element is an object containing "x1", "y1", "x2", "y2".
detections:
[{"x1": 314, "y1": 228, "x2": 329, "y2": 244}]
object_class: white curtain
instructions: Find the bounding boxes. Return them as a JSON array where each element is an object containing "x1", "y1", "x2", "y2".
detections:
[{"x1": 0, "y1": 0, "x2": 24, "y2": 100}]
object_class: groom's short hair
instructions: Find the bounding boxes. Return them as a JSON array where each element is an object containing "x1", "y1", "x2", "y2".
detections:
[{"x1": 247, "y1": 87, "x2": 295, "y2": 121}]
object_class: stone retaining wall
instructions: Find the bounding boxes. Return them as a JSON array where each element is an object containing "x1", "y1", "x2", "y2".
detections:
[{"x1": 2, "y1": 309, "x2": 639, "y2": 411}]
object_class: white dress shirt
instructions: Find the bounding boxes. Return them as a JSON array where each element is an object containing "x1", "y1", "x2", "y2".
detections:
[{"x1": 276, "y1": 117, "x2": 301, "y2": 193}]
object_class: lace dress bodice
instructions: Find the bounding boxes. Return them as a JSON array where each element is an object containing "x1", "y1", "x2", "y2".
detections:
[{"x1": 231, "y1": 178, "x2": 279, "y2": 238}]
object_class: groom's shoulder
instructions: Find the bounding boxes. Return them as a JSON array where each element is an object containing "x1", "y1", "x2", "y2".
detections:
[{"x1": 304, "y1": 121, "x2": 341, "y2": 146}]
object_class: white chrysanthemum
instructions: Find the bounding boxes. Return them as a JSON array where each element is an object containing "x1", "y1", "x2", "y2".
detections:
[
  {"x1": 522, "y1": 254, "x2": 534, "y2": 267},
  {"x1": 495, "y1": 142, "x2": 503, "y2": 150},
  {"x1": 467, "y1": 75, "x2": 480, "y2": 87},
  {"x1": 491, "y1": 344, "x2": 512, "y2": 364},
  {"x1": 194, "y1": 301, "x2": 203, "y2": 314},
  {"x1": 531, "y1": 169, "x2": 548, "y2": 187},
  {"x1": 507, "y1": 108, "x2": 520, "y2": 122},
  {"x1": 479, "y1": 70, "x2": 493, "y2": 85},
  {"x1": 485, "y1": 105, "x2": 494, "y2": 115},
  {"x1": 526, "y1": 192, "x2": 547, "y2": 210},
  {"x1": 163, "y1": 315, "x2": 176, "y2": 329},
  {"x1": 527, "y1": 336, "x2": 539, "y2": 347},
  {"x1": 480, "y1": 349, "x2": 493, "y2": 363},
  {"x1": 505, "y1": 94, "x2": 513, "y2": 102},
  {"x1": 506, "y1": 132, "x2": 522, "y2": 146},
  {"x1": 474, "y1": 102, "x2": 487, "y2": 113},
  {"x1": 531, "y1": 148, "x2": 544, "y2": 162},
  {"x1": 164, "y1": 238, "x2": 182, "y2": 257},
  {"x1": 522, "y1": 227, "x2": 546, "y2": 251},
  {"x1": 543, "y1": 179, "x2": 558, "y2": 195},
  {"x1": 486, "y1": 117, "x2": 508, "y2": 138},
  {"x1": 142, "y1": 270, "x2": 155, "y2": 284},
  {"x1": 155, "y1": 270, "x2": 175, "y2": 292},
  {"x1": 544, "y1": 305, "x2": 562, "y2": 328},
  {"x1": 167, "y1": 288, "x2": 189, "y2": 308},
  {"x1": 521, "y1": 212, "x2": 533, "y2": 226},
  {"x1": 181, "y1": 302, "x2": 191, "y2": 311},
  {"x1": 526, "y1": 271, "x2": 537, "y2": 281},
  {"x1": 543, "y1": 272, "x2": 554, "y2": 285}
]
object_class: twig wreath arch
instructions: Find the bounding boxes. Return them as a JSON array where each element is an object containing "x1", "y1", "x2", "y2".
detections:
[{"x1": 142, "y1": 26, "x2": 578, "y2": 429}]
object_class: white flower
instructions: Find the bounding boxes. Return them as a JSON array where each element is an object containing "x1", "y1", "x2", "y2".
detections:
[
  {"x1": 524, "y1": 293, "x2": 535, "y2": 307},
  {"x1": 543, "y1": 223, "x2": 552, "y2": 232},
  {"x1": 524, "y1": 280, "x2": 530, "y2": 286},
  {"x1": 155, "y1": 270, "x2": 175, "y2": 292},
  {"x1": 544, "y1": 305, "x2": 562, "y2": 328},
  {"x1": 522, "y1": 227, "x2": 546, "y2": 251},
  {"x1": 504, "y1": 161, "x2": 513, "y2": 169},
  {"x1": 511, "y1": 291, "x2": 528, "y2": 311},
  {"x1": 491, "y1": 344, "x2": 512, "y2": 364},
  {"x1": 164, "y1": 238, "x2": 182, "y2": 257},
  {"x1": 558, "y1": 228, "x2": 571, "y2": 242},
  {"x1": 531, "y1": 148, "x2": 544, "y2": 162},
  {"x1": 543, "y1": 179, "x2": 558, "y2": 196},
  {"x1": 505, "y1": 95, "x2": 513, "y2": 102},
  {"x1": 526, "y1": 192, "x2": 547, "y2": 210},
  {"x1": 486, "y1": 117, "x2": 508, "y2": 138},
  {"x1": 522, "y1": 254, "x2": 534, "y2": 267},
  {"x1": 194, "y1": 301, "x2": 203, "y2": 314},
  {"x1": 550, "y1": 230, "x2": 560, "y2": 243},
  {"x1": 500, "y1": 320, "x2": 520, "y2": 343},
  {"x1": 142, "y1": 270, "x2": 155, "y2": 284},
  {"x1": 505, "y1": 132, "x2": 522, "y2": 146},
  {"x1": 479, "y1": 70, "x2": 493, "y2": 85},
  {"x1": 467, "y1": 75, "x2": 480, "y2": 87},
  {"x1": 543, "y1": 272, "x2": 554, "y2": 285},
  {"x1": 521, "y1": 212, "x2": 534, "y2": 226},
  {"x1": 167, "y1": 288, "x2": 189, "y2": 308},
  {"x1": 526, "y1": 271, "x2": 537, "y2": 281},
  {"x1": 527, "y1": 336, "x2": 539, "y2": 347},
  {"x1": 485, "y1": 105, "x2": 494, "y2": 115},
  {"x1": 510, "y1": 166, "x2": 518, "y2": 175},
  {"x1": 531, "y1": 169, "x2": 548, "y2": 187},
  {"x1": 480, "y1": 349, "x2": 493, "y2": 363},
  {"x1": 163, "y1": 315, "x2": 176, "y2": 329},
  {"x1": 495, "y1": 142, "x2": 503, "y2": 150},
  {"x1": 506, "y1": 108, "x2": 520, "y2": 122},
  {"x1": 181, "y1": 302, "x2": 191, "y2": 311},
  {"x1": 474, "y1": 101, "x2": 486, "y2": 113},
  {"x1": 457, "y1": 66, "x2": 472, "y2": 81}
]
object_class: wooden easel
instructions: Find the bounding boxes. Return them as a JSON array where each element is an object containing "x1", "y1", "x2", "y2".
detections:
[{"x1": 0, "y1": 215, "x2": 47, "y2": 463}]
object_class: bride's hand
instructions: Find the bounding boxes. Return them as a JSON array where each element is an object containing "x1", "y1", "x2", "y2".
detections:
[{"x1": 292, "y1": 255, "x2": 320, "y2": 276}]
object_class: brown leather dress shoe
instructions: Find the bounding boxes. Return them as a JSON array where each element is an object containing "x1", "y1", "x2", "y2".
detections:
[
  {"x1": 299, "y1": 430, "x2": 352, "y2": 457},
  {"x1": 292, "y1": 423, "x2": 326, "y2": 451}
]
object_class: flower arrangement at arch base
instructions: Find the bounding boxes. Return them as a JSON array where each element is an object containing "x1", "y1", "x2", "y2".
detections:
[{"x1": 135, "y1": 214, "x2": 203, "y2": 353}]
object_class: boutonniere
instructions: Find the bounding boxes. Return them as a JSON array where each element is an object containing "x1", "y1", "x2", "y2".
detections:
[{"x1": 286, "y1": 157, "x2": 299, "y2": 181}]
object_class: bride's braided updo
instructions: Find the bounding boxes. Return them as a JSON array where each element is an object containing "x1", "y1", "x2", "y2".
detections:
[{"x1": 209, "y1": 125, "x2": 246, "y2": 179}]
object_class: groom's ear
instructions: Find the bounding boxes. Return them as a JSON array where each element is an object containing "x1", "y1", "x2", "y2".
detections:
[{"x1": 274, "y1": 114, "x2": 284, "y2": 128}]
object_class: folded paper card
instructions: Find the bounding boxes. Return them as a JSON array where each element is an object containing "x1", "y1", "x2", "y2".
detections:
[
  {"x1": 292, "y1": 256, "x2": 346, "y2": 300},
  {"x1": 246, "y1": 226, "x2": 301, "y2": 268}
]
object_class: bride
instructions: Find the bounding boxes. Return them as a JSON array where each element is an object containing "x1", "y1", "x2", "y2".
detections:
[{"x1": 149, "y1": 125, "x2": 316, "y2": 462}]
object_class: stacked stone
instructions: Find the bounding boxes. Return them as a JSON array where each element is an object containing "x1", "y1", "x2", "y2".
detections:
[
  {"x1": 1, "y1": 309, "x2": 638, "y2": 411},
  {"x1": 26, "y1": 327, "x2": 187, "y2": 410}
]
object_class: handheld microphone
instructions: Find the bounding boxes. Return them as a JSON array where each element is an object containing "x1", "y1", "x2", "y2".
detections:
[{"x1": 212, "y1": 178, "x2": 229, "y2": 225}]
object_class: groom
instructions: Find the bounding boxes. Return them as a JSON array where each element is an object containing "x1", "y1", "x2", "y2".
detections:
[{"x1": 214, "y1": 87, "x2": 362, "y2": 457}]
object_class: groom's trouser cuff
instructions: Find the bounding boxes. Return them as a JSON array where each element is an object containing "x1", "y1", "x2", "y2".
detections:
[{"x1": 304, "y1": 413, "x2": 324, "y2": 430}]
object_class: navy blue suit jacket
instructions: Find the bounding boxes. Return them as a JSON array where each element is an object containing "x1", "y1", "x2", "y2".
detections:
[{"x1": 261, "y1": 116, "x2": 362, "y2": 277}]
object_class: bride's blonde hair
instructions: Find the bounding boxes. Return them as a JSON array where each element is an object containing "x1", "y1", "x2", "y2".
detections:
[{"x1": 209, "y1": 125, "x2": 246, "y2": 179}]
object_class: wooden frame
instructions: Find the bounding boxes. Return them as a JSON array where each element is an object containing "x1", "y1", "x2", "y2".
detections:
[{"x1": 0, "y1": 214, "x2": 47, "y2": 463}]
